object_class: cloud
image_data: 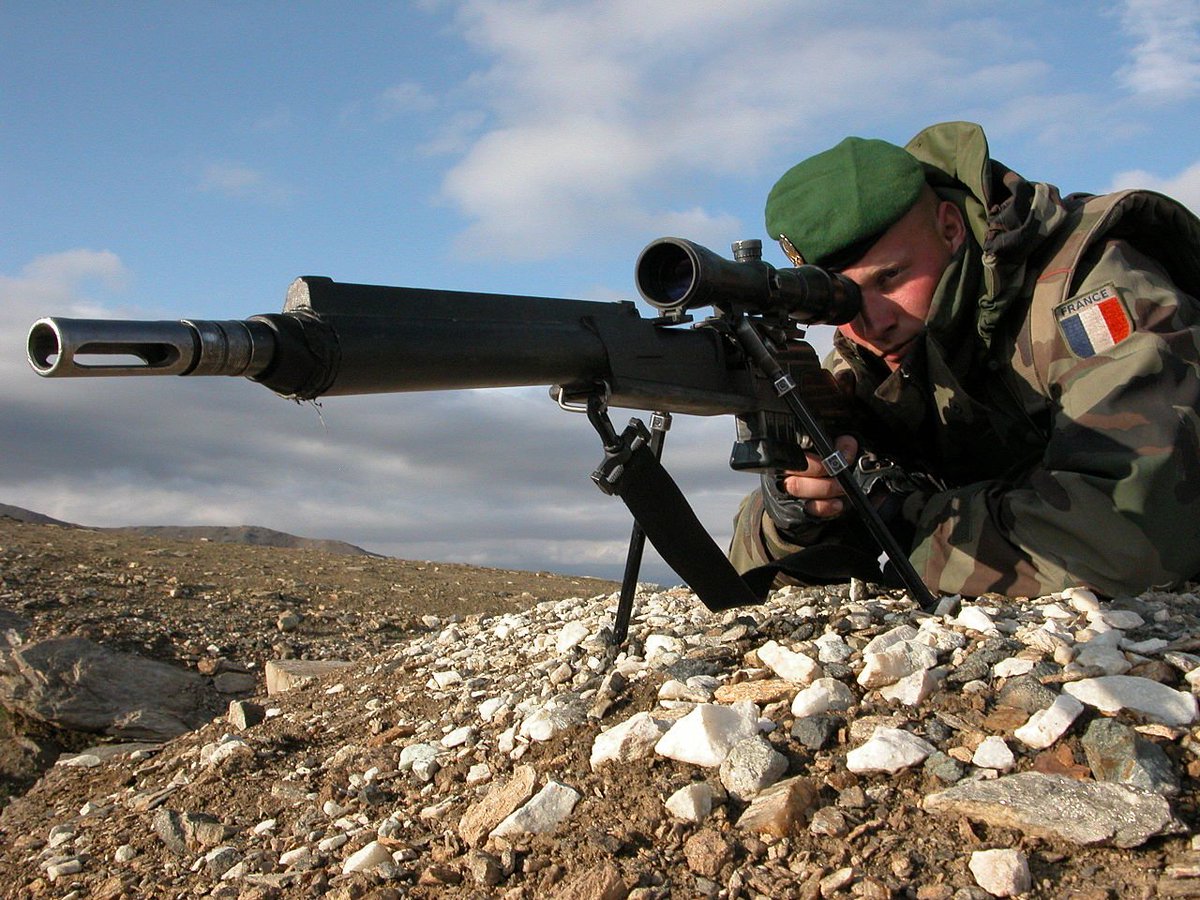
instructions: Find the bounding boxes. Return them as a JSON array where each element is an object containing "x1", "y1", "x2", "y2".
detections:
[
  {"x1": 1108, "y1": 159, "x2": 1200, "y2": 214},
  {"x1": 435, "y1": 1, "x2": 1066, "y2": 260},
  {"x1": 1117, "y1": 0, "x2": 1200, "y2": 100},
  {"x1": 377, "y1": 81, "x2": 438, "y2": 116},
  {"x1": 196, "y1": 161, "x2": 295, "y2": 205}
]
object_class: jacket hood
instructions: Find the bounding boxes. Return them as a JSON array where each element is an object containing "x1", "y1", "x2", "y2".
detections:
[{"x1": 905, "y1": 121, "x2": 1074, "y2": 349}]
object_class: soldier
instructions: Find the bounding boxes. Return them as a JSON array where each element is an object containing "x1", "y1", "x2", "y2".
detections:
[{"x1": 729, "y1": 121, "x2": 1200, "y2": 599}]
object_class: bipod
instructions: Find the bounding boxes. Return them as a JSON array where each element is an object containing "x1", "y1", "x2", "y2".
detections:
[
  {"x1": 586, "y1": 396, "x2": 665, "y2": 647},
  {"x1": 586, "y1": 393, "x2": 760, "y2": 645},
  {"x1": 608, "y1": 410, "x2": 671, "y2": 645}
]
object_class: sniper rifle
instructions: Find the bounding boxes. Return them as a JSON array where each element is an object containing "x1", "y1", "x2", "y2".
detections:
[{"x1": 26, "y1": 237, "x2": 937, "y2": 636}]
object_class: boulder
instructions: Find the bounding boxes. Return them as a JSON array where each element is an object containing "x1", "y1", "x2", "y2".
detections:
[{"x1": 0, "y1": 636, "x2": 221, "y2": 741}]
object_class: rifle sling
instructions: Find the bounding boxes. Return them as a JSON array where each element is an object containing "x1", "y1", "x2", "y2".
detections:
[
  {"x1": 598, "y1": 434, "x2": 760, "y2": 612},
  {"x1": 602, "y1": 437, "x2": 901, "y2": 611}
]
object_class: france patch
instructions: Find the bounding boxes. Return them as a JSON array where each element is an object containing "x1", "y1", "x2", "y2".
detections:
[{"x1": 1054, "y1": 284, "x2": 1133, "y2": 358}]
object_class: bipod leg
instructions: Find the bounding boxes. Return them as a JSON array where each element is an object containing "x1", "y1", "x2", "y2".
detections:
[
  {"x1": 611, "y1": 412, "x2": 671, "y2": 645},
  {"x1": 585, "y1": 396, "x2": 675, "y2": 646}
]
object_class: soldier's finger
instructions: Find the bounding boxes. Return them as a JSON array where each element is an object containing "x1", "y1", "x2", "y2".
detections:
[
  {"x1": 804, "y1": 498, "x2": 845, "y2": 518},
  {"x1": 781, "y1": 473, "x2": 848, "y2": 501}
]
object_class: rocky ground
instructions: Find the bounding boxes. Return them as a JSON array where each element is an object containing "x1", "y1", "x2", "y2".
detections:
[{"x1": 2, "y1": 515, "x2": 1200, "y2": 899}]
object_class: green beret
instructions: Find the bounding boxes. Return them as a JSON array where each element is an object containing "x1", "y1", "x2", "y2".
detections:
[{"x1": 764, "y1": 136, "x2": 926, "y2": 268}]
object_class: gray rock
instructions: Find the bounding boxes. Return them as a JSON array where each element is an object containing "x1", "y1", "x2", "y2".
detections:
[
  {"x1": 790, "y1": 714, "x2": 841, "y2": 751},
  {"x1": 996, "y1": 674, "x2": 1058, "y2": 713},
  {"x1": 924, "y1": 771, "x2": 1183, "y2": 847},
  {"x1": 945, "y1": 638, "x2": 1022, "y2": 685},
  {"x1": 923, "y1": 751, "x2": 964, "y2": 783},
  {"x1": 212, "y1": 671, "x2": 257, "y2": 694},
  {"x1": 718, "y1": 737, "x2": 787, "y2": 800},
  {"x1": 0, "y1": 636, "x2": 220, "y2": 741},
  {"x1": 1081, "y1": 718, "x2": 1180, "y2": 797},
  {"x1": 227, "y1": 700, "x2": 265, "y2": 731},
  {"x1": 152, "y1": 808, "x2": 188, "y2": 856}
]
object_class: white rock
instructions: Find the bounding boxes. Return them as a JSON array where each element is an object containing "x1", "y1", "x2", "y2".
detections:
[
  {"x1": 114, "y1": 845, "x2": 136, "y2": 863},
  {"x1": 914, "y1": 621, "x2": 968, "y2": 652},
  {"x1": 279, "y1": 847, "x2": 312, "y2": 867},
  {"x1": 861, "y1": 625, "x2": 919, "y2": 656},
  {"x1": 520, "y1": 702, "x2": 583, "y2": 742},
  {"x1": 858, "y1": 641, "x2": 938, "y2": 689},
  {"x1": 1063, "y1": 675, "x2": 1198, "y2": 726},
  {"x1": 644, "y1": 634, "x2": 683, "y2": 661},
  {"x1": 1022, "y1": 627, "x2": 1070, "y2": 656},
  {"x1": 846, "y1": 727, "x2": 935, "y2": 774},
  {"x1": 1013, "y1": 694, "x2": 1084, "y2": 749},
  {"x1": 815, "y1": 632, "x2": 853, "y2": 664},
  {"x1": 1063, "y1": 586, "x2": 1102, "y2": 613},
  {"x1": 490, "y1": 781, "x2": 581, "y2": 838},
  {"x1": 877, "y1": 668, "x2": 938, "y2": 706},
  {"x1": 398, "y1": 742, "x2": 440, "y2": 772},
  {"x1": 201, "y1": 738, "x2": 253, "y2": 767},
  {"x1": 658, "y1": 679, "x2": 713, "y2": 703},
  {"x1": 431, "y1": 670, "x2": 462, "y2": 689},
  {"x1": 1087, "y1": 608, "x2": 1145, "y2": 630},
  {"x1": 757, "y1": 640, "x2": 822, "y2": 684},
  {"x1": 992, "y1": 658, "x2": 1035, "y2": 678},
  {"x1": 1081, "y1": 627, "x2": 1125, "y2": 647},
  {"x1": 1073, "y1": 643, "x2": 1132, "y2": 676},
  {"x1": 441, "y1": 725, "x2": 476, "y2": 748},
  {"x1": 951, "y1": 607, "x2": 998, "y2": 634},
  {"x1": 590, "y1": 711, "x2": 670, "y2": 771},
  {"x1": 555, "y1": 621, "x2": 591, "y2": 654},
  {"x1": 654, "y1": 702, "x2": 760, "y2": 767},
  {"x1": 57, "y1": 754, "x2": 101, "y2": 768},
  {"x1": 791, "y1": 678, "x2": 856, "y2": 717},
  {"x1": 478, "y1": 697, "x2": 507, "y2": 723},
  {"x1": 318, "y1": 833, "x2": 348, "y2": 852},
  {"x1": 342, "y1": 841, "x2": 393, "y2": 874},
  {"x1": 46, "y1": 859, "x2": 82, "y2": 881},
  {"x1": 1122, "y1": 637, "x2": 1170, "y2": 655},
  {"x1": 972, "y1": 736, "x2": 1015, "y2": 771},
  {"x1": 664, "y1": 782, "x2": 714, "y2": 823},
  {"x1": 969, "y1": 848, "x2": 1031, "y2": 897}
]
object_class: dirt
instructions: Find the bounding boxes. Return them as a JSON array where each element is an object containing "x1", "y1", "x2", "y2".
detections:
[
  {"x1": 0, "y1": 515, "x2": 616, "y2": 671},
  {"x1": 1, "y1": 515, "x2": 1198, "y2": 899}
]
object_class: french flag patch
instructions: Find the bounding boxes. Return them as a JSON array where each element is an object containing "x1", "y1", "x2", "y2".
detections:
[{"x1": 1054, "y1": 284, "x2": 1133, "y2": 358}]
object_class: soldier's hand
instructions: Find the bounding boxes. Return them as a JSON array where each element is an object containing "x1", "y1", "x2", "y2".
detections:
[{"x1": 780, "y1": 435, "x2": 859, "y2": 519}]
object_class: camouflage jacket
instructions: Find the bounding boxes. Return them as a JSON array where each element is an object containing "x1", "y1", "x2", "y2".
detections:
[{"x1": 731, "y1": 121, "x2": 1200, "y2": 599}]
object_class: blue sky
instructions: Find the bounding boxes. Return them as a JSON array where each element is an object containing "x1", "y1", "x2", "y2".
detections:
[{"x1": 4, "y1": 1, "x2": 1200, "y2": 584}]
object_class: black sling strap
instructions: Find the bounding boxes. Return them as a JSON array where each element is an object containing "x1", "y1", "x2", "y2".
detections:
[{"x1": 591, "y1": 413, "x2": 898, "y2": 615}]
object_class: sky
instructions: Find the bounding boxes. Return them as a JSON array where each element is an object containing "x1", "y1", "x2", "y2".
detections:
[{"x1": 4, "y1": 0, "x2": 1200, "y2": 586}]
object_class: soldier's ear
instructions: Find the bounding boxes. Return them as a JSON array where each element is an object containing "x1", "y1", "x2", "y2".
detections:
[{"x1": 936, "y1": 200, "x2": 967, "y2": 254}]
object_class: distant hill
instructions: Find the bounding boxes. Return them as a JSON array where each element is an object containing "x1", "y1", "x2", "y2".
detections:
[
  {"x1": 0, "y1": 504, "x2": 75, "y2": 528},
  {"x1": 0, "y1": 503, "x2": 379, "y2": 557}
]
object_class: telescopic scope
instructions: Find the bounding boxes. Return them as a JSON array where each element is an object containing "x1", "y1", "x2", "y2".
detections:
[{"x1": 635, "y1": 237, "x2": 860, "y2": 325}]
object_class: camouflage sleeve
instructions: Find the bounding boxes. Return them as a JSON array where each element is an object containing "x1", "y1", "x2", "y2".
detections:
[
  {"x1": 908, "y1": 238, "x2": 1200, "y2": 598},
  {"x1": 728, "y1": 488, "x2": 811, "y2": 574}
]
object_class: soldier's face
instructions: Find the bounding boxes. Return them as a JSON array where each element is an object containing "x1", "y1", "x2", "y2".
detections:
[{"x1": 836, "y1": 196, "x2": 966, "y2": 371}]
